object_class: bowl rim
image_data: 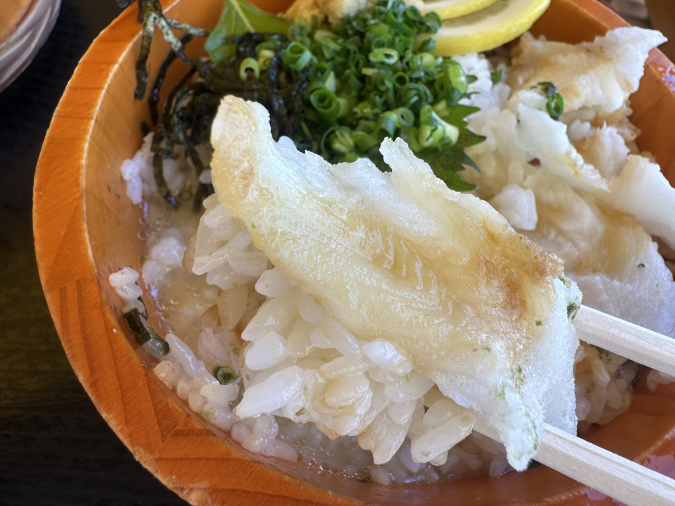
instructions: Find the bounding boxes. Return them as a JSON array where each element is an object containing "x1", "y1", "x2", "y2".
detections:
[{"x1": 32, "y1": 0, "x2": 675, "y2": 504}]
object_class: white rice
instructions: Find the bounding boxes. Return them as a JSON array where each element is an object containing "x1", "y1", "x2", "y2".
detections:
[
  {"x1": 107, "y1": 180, "x2": 645, "y2": 482},
  {"x1": 111, "y1": 30, "x2": 675, "y2": 484}
]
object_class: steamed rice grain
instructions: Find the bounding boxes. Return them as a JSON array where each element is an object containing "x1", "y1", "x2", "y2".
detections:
[{"x1": 112, "y1": 26, "x2": 675, "y2": 484}]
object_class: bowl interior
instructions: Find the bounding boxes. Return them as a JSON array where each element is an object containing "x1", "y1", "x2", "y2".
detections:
[{"x1": 40, "y1": 0, "x2": 675, "y2": 504}]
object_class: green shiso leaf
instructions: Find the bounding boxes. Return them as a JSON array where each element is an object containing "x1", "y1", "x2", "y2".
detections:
[{"x1": 205, "y1": 0, "x2": 290, "y2": 65}]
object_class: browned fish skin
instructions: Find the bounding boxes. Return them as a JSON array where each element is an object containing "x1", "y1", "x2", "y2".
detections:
[{"x1": 211, "y1": 96, "x2": 581, "y2": 470}]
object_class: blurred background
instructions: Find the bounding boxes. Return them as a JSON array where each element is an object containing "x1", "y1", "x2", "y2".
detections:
[
  {"x1": 0, "y1": 0, "x2": 673, "y2": 505},
  {"x1": 612, "y1": 0, "x2": 675, "y2": 58}
]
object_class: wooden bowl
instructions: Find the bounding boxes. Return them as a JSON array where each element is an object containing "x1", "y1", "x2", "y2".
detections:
[{"x1": 33, "y1": 0, "x2": 675, "y2": 504}]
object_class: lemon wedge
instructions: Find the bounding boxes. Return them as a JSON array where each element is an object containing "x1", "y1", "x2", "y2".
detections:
[
  {"x1": 420, "y1": 0, "x2": 499, "y2": 20},
  {"x1": 423, "y1": 0, "x2": 551, "y2": 56}
]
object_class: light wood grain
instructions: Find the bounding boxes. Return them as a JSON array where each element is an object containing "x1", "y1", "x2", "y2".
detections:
[
  {"x1": 537, "y1": 425, "x2": 675, "y2": 506},
  {"x1": 32, "y1": 0, "x2": 675, "y2": 505},
  {"x1": 474, "y1": 421, "x2": 675, "y2": 506},
  {"x1": 576, "y1": 306, "x2": 675, "y2": 377}
]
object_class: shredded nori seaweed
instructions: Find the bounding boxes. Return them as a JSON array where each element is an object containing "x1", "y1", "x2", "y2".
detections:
[
  {"x1": 123, "y1": 0, "x2": 306, "y2": 209},
  {"x1": 149, "y1": 33, "x2": 194, "y2": 125}
]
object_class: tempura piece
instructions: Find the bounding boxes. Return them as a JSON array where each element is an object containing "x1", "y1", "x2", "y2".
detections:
[
  {"x1": 508, "y1": 28, "x2": 666, "y2": 116},
  {"x1": 574, "y1": 125, "x2": 630, "y2": 180},
  {"x1": 599, "y1": 155, "x2": 675, "y2": 249},
  {"x1": 513, "y1": 99, "x2": 609, "y2": 192},
  {"x1": 460, "y1": 29, "x2": 675, "y2": 339},
  {"x1": 210, "y1": 96, "x2": 581, "y2": 470},
  {"x1": 522, "y1": 170, "x2": 675, "y2": 336}
]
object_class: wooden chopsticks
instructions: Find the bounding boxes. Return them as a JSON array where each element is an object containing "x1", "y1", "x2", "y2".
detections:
[
  {"x1": 473, "y1": 305, "x2": 675, "y2": 506},
  {"x1": 575, "y1": 305, "x2": 675, "y2": 378},
  {"x1": 474, "y1": 419, "x2": 675, "y2": 506}
]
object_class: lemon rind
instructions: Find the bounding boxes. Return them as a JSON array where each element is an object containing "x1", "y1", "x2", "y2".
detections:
[
  {"x1": 425, "y1": 0, "x2": 551, "y2": 56},
  {"x1": 420, "y1": 0, "x2": 499, "y2": 20}
]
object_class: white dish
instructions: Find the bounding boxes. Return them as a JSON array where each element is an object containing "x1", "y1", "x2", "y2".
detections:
[{"x1": 0, "y1": 0, "x2": 61, "y2": 93}]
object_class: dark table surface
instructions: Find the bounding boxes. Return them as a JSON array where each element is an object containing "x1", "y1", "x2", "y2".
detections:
[{"x1": 0, "y1": 2, "x2": 188, "y2": 505}]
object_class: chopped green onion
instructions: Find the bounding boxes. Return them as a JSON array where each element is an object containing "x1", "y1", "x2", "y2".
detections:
[
  {"x1": 394, "y1": 72, "x2": 409, "y2": 87},
  {"x1": 356, "y1": 119, "x2": 376, "y2": 132},
  {"x1": 369, "y1": 36, "x2": 389, "y2": 51},
  {"x1": 123, "y1": 308, "x2": 170, "y2": 358},
  {"x1": 143, "y1": 339, "x2": 170, "y2": 359},
  {"x1": 256, "y1": 40, "x2": 278, "y2": 52},
  {"x1": 369, "y1": 47, "x2": 400, "y2": 65},
  {"x1": 404, "y1": 6, "x2": 423, "y2": 23},
  {"x1": 369, "y1": 22, "x2": 391, "y2": 37},
  {"x1": 373, "y1": 71, "x2": 395, "y2": 92},
  {"x1": 567, "y1": 302, "x2": 580, "y2": 321},
  {"x1": 393, "y1": 107, "x2": 415, "y2": 127},
  {"x1": 257, "y1": 49, "x2": 275, "y2": 70},
  {"x1": 385, "y1": 7, "x2": 404, "y2": 27},
  {"x1": 368, "y1": 92, "x2": 387, "y2": 110},
  {"x1": 547, "y1": 92, "x2": 564, "y2": 120},
  {"x1": 204, "y1": 0, "x2": 289, "y2": 66},
  {"x1": 343, "y1": 74, "x2": 364, "y2": 92},
  {"x1": 419, "y1": 104, "x2": 434, "y2": 125},
  {"x1": 354, "y1": 101, "x2": 377, "y2": 119},
  {"x1": 330, "y1": 128, "x2": 355, "y2": 154},
  {"x1": 310, "y1": 61, "x2": 330, "y2": 80},
  {"x1": 418, "y1": 125, "x2": 444, "y2": 148},
  {"x1": 130, "y1": 0, "x2": 488, "y2": 210},
  {"x1": 446, "y1": 61, "x2": 468, "y2": 94},
  {"x1": 418, "y1": 37, "x2": 435, "y2": 54},
  {"x1": 422, "y1": 11, "x2": 441, "y2": 32},
  {"x1": 323, "y1": 71, "x2": 337, "y2": 93},
  {"x1": 400, "y1": 125, "x2": 422, "y2": 152},
  {"x1": 310, "y1": 89, "x2": 341, "y2": 123},
  {"x1": 337, "y1": 97, "x2": 351, "y2": 118},
  {"x1": 418, "y1": 52, "x2": 436, "y2": 70},
  {"x1": 314, "y1": 29, "x2": 338, "y2": 40},
  {"x1": 214, "y1": 365, "x2": 239, "y2": 385},
  {"x1": 178, "y1": 181, "x2": 194, "y2": 201},
  {"x1": 537, "y1": 81, "x2": 558, "y2": 97},
  {"x1": 376, "y1": 111, "x2": 399, "y2": 137},
  {"x1": 239, "y1": 58, "x2": 260, "y2": 80},
  {"x1": 396, "y1": 83, "x2": 432, "y2": 111},
  {"x1": 535, "y1": 82, "x2": 565, "y2": 120},
  {"x1": 350, "y1": 54, "x2": 367, "y2": 73},
  {"x1": 283, "y1": 42, "x2": 313, "y2": 70},
  {"x1": 319, "y1": 37, "x2": 341, "y2": 59},
  {"x1": 352, "y1": 131, "x2": 379, "y2": 151},
  {"x1": 419, "y1": 105, "x2": 459, "y2": 143},
  {"x1": 289, "y1": 14, "x2": 314, "y2": 42}
]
